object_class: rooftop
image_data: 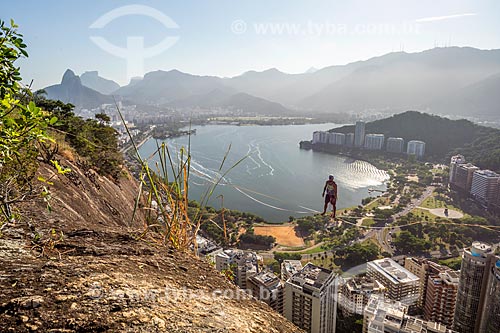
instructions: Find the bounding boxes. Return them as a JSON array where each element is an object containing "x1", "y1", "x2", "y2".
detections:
[
  {"x1": 474, "y1": 169, "x2": 500, "y2": 178},
  {"x1": 344, "y1": 276, "x2": 386, "y2": 294},
  {"x1": 368, "y1": 259, "x2": 419, "y2": 284},
  {"x1": 290, "y1": 263, "x2": 334, "y2": 290},
  {"x1": 249, "y1": 271, "x2": 281, "y2": 288},
  {"x1": 282, "y1": 260, "x2": 303, "y2": 276}
]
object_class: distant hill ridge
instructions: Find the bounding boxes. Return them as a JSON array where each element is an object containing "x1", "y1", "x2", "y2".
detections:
[
  {"x1": 331, "y1": 111, "x2": 500, "y2": 171},
  {"x1": 45, "y1": 47, "x2": 500, "y2": 117},
  {"x1": 80, "y1": 71, "x2": 120, "y2": 95}
]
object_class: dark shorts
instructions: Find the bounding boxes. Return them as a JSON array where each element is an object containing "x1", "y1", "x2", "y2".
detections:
[{"x1": 325, "y1": 194, "x2": 336, "y2": 204}]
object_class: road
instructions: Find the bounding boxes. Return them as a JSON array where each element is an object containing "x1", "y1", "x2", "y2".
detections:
[{"x1": 377, "y1": 185, "x2": 435, "y2": 254}]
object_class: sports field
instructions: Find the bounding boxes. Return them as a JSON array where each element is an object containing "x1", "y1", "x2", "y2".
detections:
[{"x1": 253, "y1": 225, "x2": 305, "y2": 247}]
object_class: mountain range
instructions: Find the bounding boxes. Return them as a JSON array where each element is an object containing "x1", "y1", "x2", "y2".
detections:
[{"x1": 43, "y1": 47, "x2": 500, "y2": 118}]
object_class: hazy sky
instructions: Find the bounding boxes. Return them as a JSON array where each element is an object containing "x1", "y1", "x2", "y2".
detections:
[{"x1": 3, "y1": 0, "x2": 500, "y2": 88}]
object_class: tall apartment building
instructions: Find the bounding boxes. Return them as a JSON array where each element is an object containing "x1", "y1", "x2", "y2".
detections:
[
  {"x1": 312, "y1": 131, "x2": 321, "y2": 144},
  {"x1": 284, "y1": 263, "x2": 337, "y2": 333},
  {"x1": 407, "y1": 140, "x2": 426, "y2": 159},
  {"x1": 454, "y1": 163, "x2": 479, "y2": 193},
  {"x1": 354, "y1": 121, "x2": 366, "y2": 147},
  {"x1": 449, "y1": 155, "x2": 466, "y2": 184},
  {"x1": 404, "y1": 258, "x2": 457, "y2": 320},
  {"x1": 364, "y1": 134, "x2": 385, "y2": 150},
  {"x1": 470, "y1": 169, "x2": 500, "y2": 206},
  {"x1": 424, "y1": 270, "x2": 459, "y2": 328},
  {"x1": 345, "y1": 133, "x2": 355, "y2": 147},
  {"x1": 338, "y1": 276, "x2": 386, "y2": 316},
  {"x1": 367, "y1": 259, "x2": 420, "y2": 309},
  {"x1": 480, "y1": 259, "x2": 500, "y2": 333},
  {"x1": 453, "y1": 242, "x2": 499, "y2": 333},
  {"x1": 363, "y1": 295, "x2": 453, "y2": 333},
  {"x1": 386, "y1": 137, "x2": 405, "y2": 154},
  {"x1": 247, "y1": 271, "x2": 284, "y2": 314},
  {"x1": 281, "y1": 260, "x2": 303, "y2": 281},
  {"x1": 329, "y1": 132, "x2": 346, "y2": 145}
]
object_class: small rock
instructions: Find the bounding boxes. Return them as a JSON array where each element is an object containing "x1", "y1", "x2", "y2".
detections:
[
  {"x1": 11, "y1": 296, "x2": 44, "y2": 309},
  {"x1": 20, "y1": 315, "x2": 29, "y2": 323},
  {"x1": 178, "y1": 265, "x2": 188, "y2": 272},
  {"x1": 54, "y1": 294, "x2": 77, "y2": 302}
]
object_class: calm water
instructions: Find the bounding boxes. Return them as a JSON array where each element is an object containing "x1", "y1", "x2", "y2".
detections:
[{"x1": 138, "y1": 124, "x2": 388, "y2": 223}]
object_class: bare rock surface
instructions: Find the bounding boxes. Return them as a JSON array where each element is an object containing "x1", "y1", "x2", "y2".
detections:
[{"x1": 0, "y1": 159, "x2": 302, "y2": 332}]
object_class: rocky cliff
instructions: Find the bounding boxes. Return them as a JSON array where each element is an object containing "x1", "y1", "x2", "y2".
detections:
[{"x1": 0, "y1": 156, "x2": 302, "y2": 332}]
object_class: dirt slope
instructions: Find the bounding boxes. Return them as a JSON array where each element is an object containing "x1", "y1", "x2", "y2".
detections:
[{"x1": 0, "y1": 158, "x2": 302, "y2": 332}]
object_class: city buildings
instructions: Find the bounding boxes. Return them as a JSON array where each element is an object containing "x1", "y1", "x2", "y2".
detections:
[
  {"x1": 470, "y1": 169, "x2": 500, "y2": 206},
  {"x1": 283, "y1": 263, "x2": 337, "y2": 333},
  {"x1": 453, "y1": 242, "x2": 500, "y2": 333},
  {"x1": 454, "y1": 164, "x2": 479, "y2": 193},
  {"x1": 367, "y1": 259, "x2": 420, "y2": 309},
  {"x1": 214, "y1": 249, "x2": 259, "y2": 289},
  {"x1": 364, "y1": 134, "x2": 385, "y2": 150},
  {"x1": 247, "y1": 271, "x2": 284, "y2": 314},
  {"x1": 363, "y1": 295, "x2": 454, "y2": 333},
  {"x1": 310, "y1": 123, "x2": 426, "y2": 158},
  {"x1": 386, "y1": 137, "x2": 405, "y2": 154},
  {"x1": 355, "y1": 121, "x2": 366, "y2": 147},
  {"x1": 448, "y1": 155, "x2": 500, "y2": 210},
  {"x1": 407, "y1": 140, "x2": 426, "y2": 159},
  {"x1": 338, "y1": 276, "x2": 386, "y2": 316}
]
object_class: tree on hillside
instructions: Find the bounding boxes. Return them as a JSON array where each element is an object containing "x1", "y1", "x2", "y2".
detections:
[{"x1": 0, "y1": 19, "x2": 53, "y2": 224}]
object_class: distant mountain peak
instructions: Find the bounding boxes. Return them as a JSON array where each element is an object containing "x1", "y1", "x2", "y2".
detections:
[
  {"x1": 80, "y1": 70, "x2": 120, "y2": 95},
  {"x1": 62, "y1": 69, "x2": 79, "y2": 84},
  {"x1": 305, "y1": 67, "x2": 318, "y2": 74}
]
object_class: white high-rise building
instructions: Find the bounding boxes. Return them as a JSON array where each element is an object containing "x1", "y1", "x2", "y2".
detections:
[
  {"x1": 284, "y1": 263, "x2": 337, "y2": 333},
  {"x1": 470, "y1": 170, "x2": 500, "y2": 206},
  {"x1": 407, "y1": 140, "x2": 426, "y2": 159},
  {"x1": 312, "y1": 131, "x2": 321, "y2": 144},
  {"x1": 354, "y1": 121, "x2": 366, "y2": 147},
  {"x1": 387, "y1": 137, "x2": 405, "y2": 154},
  {"x1": 364, "y1": 134, "x2": 385, "y2": 150},
  {"x1": 329, "y1": 132, "x2": 346, "y2": 145},
  {"x1": 367, "y1": 259, "x2": 420, "y2": 309}
]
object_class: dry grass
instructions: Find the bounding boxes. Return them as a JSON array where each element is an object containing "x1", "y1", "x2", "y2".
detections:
[{"x1": 254, "y1": 225, "x2": 304, "y2": 247}]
